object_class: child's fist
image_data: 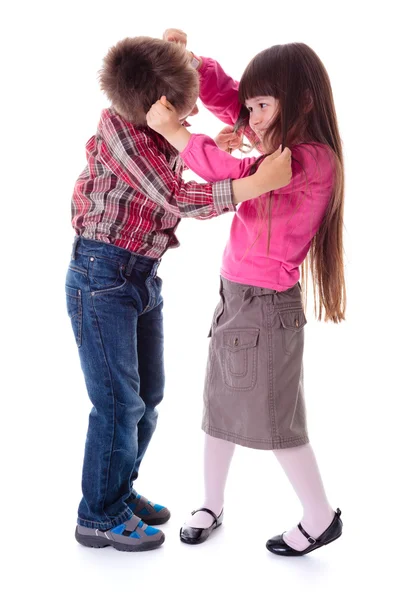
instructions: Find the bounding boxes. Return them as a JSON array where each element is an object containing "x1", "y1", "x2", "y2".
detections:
[
  {"x1": 163, "y1": 29, "x2": 187, "y2": 46},
  {"x1": 146, "y1": 96, "x2": 181, "y2": 137},
  {"x1": 215, "y1": 126, "x2": 242, "y2": 153},
  {"x1": 257, "y1": 146, "x2": 292, "y2": 191}
]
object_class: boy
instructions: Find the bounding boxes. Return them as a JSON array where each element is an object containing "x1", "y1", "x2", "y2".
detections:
[{"x1": 66, "y1": 36, "x2": 290, "y2": 552}]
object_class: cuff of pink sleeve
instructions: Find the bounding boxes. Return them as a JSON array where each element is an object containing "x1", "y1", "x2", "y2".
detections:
[
  {"x1": 198, "y1": 56, "x2": 211, "y2": 77},
  {"x1": 212, "y1": 179, "x2": 236, "y2": 215}
]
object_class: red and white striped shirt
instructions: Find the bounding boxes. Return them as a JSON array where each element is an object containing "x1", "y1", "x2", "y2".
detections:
[{"x1": 72, "y1": 108, "x2": 235, "y2": 258}]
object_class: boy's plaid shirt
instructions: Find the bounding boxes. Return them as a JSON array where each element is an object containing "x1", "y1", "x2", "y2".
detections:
[{"x1": 72, "y1": 108, "x2": 235, "y2": 259}]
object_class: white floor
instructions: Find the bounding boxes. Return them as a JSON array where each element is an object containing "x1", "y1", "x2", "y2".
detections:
[{"x1": 5, "y1": 413, "x2": 397, "y2": 600}]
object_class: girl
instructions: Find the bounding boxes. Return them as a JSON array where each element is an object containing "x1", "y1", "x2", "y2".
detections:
[{"x1": 147, "y1": 34, "x2": 345, "y2": 556}]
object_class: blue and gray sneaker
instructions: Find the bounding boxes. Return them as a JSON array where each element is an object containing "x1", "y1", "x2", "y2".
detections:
[
  {"x1": 75, "y1": 514, "x2": 164, "y2": 552},
  {"x1": 127, "y1": 492, "x2": 171, "y2": 526}
]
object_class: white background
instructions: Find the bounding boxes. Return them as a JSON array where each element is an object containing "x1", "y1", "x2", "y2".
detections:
[{"x1": 2, "y1": 1, "x2": 399, "y2": 598}]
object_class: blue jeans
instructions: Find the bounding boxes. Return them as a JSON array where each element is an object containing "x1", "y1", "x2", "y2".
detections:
[{"x1": 65, "y1": 237, "x2": 164, "y2": 529}]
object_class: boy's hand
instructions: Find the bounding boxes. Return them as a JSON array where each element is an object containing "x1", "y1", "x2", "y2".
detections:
[
  {"x1": 254, "y1": 147, "x2": 292, "y2": 193},
  {"x1": 215, "y1": 126, "x2": 242, "y2": 153},
  {"x1": 146, "y1": 96, "x2": 182, "y2": 138}
]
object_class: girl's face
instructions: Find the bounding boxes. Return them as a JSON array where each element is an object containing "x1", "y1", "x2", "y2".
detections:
[{"x1": 245, "y1": 96, "x2": 279, "y2": 148}]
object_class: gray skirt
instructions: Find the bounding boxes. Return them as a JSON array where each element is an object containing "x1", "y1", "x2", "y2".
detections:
[{"x1": 202, "y1": 277, "x2": 309, "y2": 450}]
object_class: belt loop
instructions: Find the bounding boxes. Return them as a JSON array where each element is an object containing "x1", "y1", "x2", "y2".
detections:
[
  {"x1": 150, "y1": 259, "x2": 160, "y2": 278},
  {"x1": 71, "y1": 236, "x2": 79, "y2": 260},
  {"x1": 243, "y1": 288, "x2": 253, "y2": 302},
  {"x1": 125, "y1": 253, "x2": 137, "y2": 277},
  {"x1": 149, "y1": 260, "x2": 160, "y2": 278}
]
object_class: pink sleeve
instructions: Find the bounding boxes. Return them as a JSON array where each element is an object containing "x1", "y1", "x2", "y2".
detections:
[
  {"x1": 276, "y1": 144, "x2": 335, "y2": 195},
  {"x1": 198, "y1": 57, "x2": 261, "y2": 149},
  {"x1": 181, "y1": 134, "x2": 257, "y2": 182},
  {"x1": 182, "y1": 137, "x2": 334, "y2": 196},
  {"x1": 198, "y1": 57, "x2": 242, "y2": 126}
]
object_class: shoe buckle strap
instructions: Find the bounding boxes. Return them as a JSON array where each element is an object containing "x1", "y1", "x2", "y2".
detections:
[
  {"x1": 191, "y1": 507, "x2": 219, "y2": 524},
  {"x1": 297, "y1": 522, "x2": 316, "y2": 544}
]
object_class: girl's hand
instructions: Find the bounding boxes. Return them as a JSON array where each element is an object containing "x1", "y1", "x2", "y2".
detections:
[
  {"x1": 255, "y1": 147, "x2": 292, "y2": 192},
  {"x1": 215, "y1": 126, "x2": 242, "y2": 153},
  {"x1": 163, "y1": 28, "x2": 187, "y2": 46},
  {"x1": 163, "y1": 28, "x2": 201, "y2": 69},
  {"x1": 146, "y1": 96, "x2": 182, "y2": 138}
]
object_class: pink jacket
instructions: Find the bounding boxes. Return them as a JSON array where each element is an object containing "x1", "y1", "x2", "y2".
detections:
[{"x1": 180, "y1": 57, "x2": 335, "y2": 291}]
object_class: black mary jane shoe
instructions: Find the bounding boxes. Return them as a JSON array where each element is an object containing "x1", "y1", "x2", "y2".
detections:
[
  {"x1": 266, "y1": 508, "x2": 343, "y2": 557},
  {"x1": 180, "y1": 508, "x2": 224, "y2": 545}
]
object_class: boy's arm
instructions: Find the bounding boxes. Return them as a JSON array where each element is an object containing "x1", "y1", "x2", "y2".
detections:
[
  {"x1": 101, "y1": 115, "x2": 234, "y2": 220},
  {"x1": 101, "y1": 112, "x2": 276, "y2": 218}
]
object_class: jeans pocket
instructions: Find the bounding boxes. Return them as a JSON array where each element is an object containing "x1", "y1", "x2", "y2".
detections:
[
  {"x1": 278, "y1": 308, "x2": 307, "y2": 356},
  {"x1": 66, "y1": 285, "x2": 82, "y2": 347},
  {"x1": 88, "y1": 256, "x2": 126, "y2": 293},
  {"x1": 221, "y1": 328, "x2": 259, "y2": 390}
]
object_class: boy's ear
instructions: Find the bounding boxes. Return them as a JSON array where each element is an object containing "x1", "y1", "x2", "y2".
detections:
[{"x1": 189, "y1": 103, "x2": 199, "y2": 117}]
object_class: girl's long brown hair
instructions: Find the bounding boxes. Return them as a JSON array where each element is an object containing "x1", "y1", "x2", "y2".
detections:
[{"x1": 235, "y1": 43, "x2": 345, "y2": 323}]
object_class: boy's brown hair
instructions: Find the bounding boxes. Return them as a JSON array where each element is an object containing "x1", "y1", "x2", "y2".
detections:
[{"x1": 99, "y1": 36, "x2": 199, "y2": 126}]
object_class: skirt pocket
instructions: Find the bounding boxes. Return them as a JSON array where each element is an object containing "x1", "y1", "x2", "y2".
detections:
[
  {"x1": 221, "y1": 328, "x2": 259, "y2": 391},
  {"x1": 278, "y1": 308, "x2": 306, "y2": 356}
]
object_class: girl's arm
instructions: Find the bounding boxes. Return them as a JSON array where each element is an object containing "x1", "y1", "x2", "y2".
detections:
[
  {"x1": 162, "y1": 29, "x2": 259, "y2": 148},
  {"x1": 182, "y1": 134, "x2": 256, "y2": 182},
  {"x1": 146, "y1": 97, "x2": 292, "y2": 200},
  {"x1": 161, "y1": 30, "x2": 241, "y2": 125},
  {"x1": 146, "y1": 97, "x2": 254, "y2": 183},
  {"x1": 198, "y1": 57, "x2": 261, "y2": 149},
  {"x1": 148, "y1": 92, "x2": 332, "y2": 197},
  {"x1": 197, "y1": 57, "x2": 241, "y2": 127}
]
